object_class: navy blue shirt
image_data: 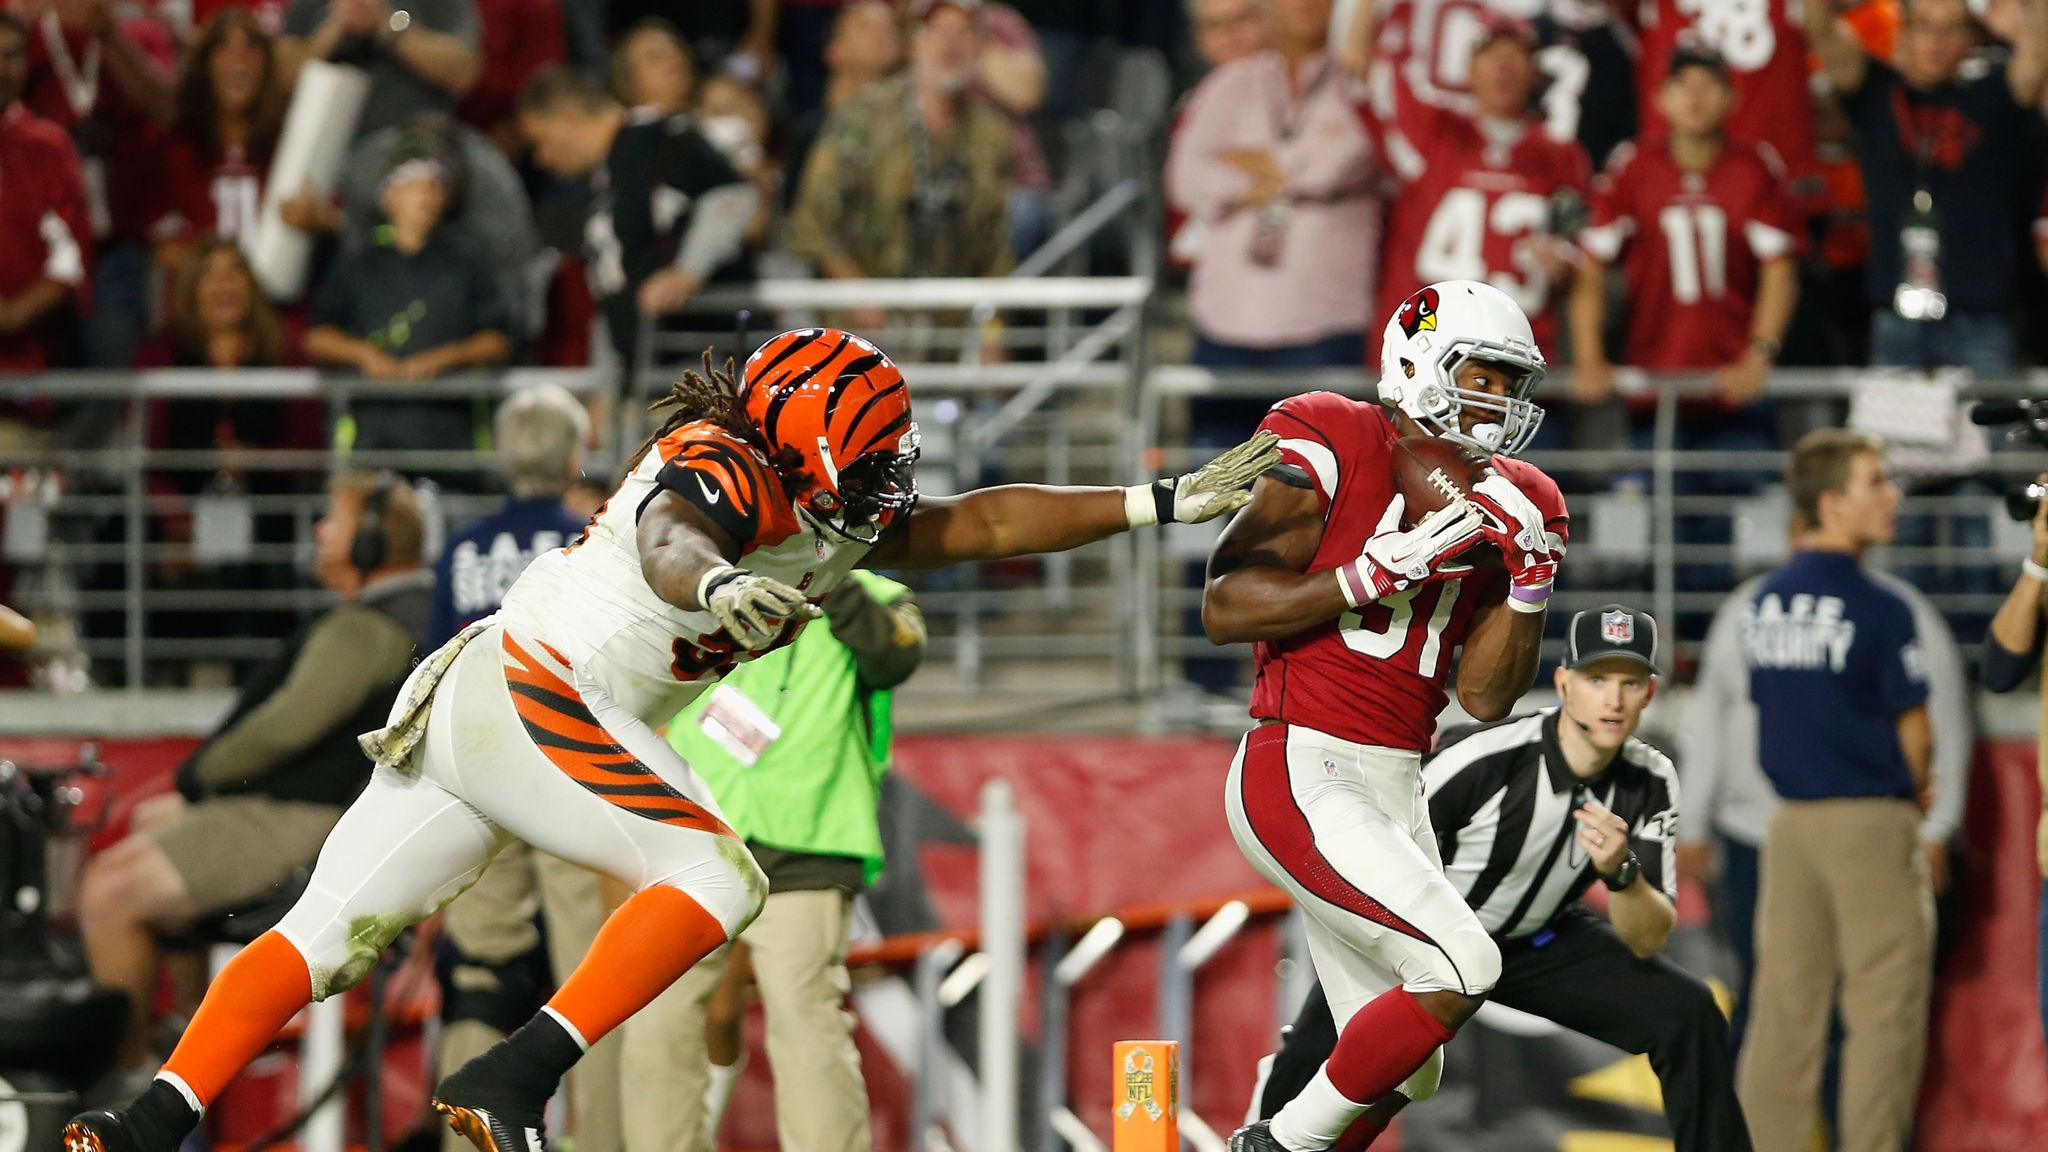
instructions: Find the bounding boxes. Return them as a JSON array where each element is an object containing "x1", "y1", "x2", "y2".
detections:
[
  {"x1": 1742, "y1": 550, "x2": 1929, "y2": 801},
  {"x1": 429, "y1": 496, "x2": 589, "y2": 648}
]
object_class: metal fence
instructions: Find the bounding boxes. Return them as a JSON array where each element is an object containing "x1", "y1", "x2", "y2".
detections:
[{"x1": 0, "y1": 281, "x2": 2037, "y2": 693}]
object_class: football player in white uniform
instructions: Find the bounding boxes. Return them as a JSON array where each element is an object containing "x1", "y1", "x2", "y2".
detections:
[{"x1": 66, "y1": 329, "x2": 1281, "y2": 1152}]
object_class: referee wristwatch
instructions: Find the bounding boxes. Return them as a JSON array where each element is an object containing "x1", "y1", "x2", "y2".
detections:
[{"x1": 1601, "y1": 851, "x2": 1641, "y2": 892}]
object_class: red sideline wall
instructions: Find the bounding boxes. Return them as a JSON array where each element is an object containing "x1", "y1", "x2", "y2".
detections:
[{"x1": 8, "y1": 733, "x2": 2044, "y2": 1150}]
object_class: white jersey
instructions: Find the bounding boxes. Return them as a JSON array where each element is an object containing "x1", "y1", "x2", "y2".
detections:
[{"x1": 499, "y1": 421, "x2": 872, "y2": 726}]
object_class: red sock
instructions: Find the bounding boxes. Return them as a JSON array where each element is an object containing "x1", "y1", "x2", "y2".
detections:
[
  {"x1": 1325, "y1": 987, "x2": 1454, "y2": 1104},
  {"x1": 544, "y1": 885, "x2": 728, "y2": 1045},
  {"x1": 1332, "y1": 1113, "x2": 1388, "y2": 1152},
  {"x1": 160, "y1": 931, "x2": 313, "y2": 1109}
]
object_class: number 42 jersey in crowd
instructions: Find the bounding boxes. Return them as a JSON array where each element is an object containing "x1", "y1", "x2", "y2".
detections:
[
  {"x1": 499, "y1": 420, "x2": 870, "y2": 727},
  {"x1": 1251, "y1": 392, "x2": 1569, "y2": 752}
]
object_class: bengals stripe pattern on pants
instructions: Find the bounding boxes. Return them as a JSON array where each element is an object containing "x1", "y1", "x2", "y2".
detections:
[{"x1": 499, "y1": 633, "x2": 734, "y2": 837}]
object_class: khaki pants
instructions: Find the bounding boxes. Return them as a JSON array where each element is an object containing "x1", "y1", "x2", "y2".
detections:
[
  {"x1": 1737, "y1": 799, "x2": 1933, "y2": 1152},
  {"x1": 438, "y1": 841, "x2": 622, "y2": 1152},
  {"x1": 621, "y1": 888, "x2": 870, "y2": 1152}
]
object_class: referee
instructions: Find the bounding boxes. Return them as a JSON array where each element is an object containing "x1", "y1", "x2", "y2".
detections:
[{"x1": 1250, "y1": 605, "x2": 1751, "y2": 1152}]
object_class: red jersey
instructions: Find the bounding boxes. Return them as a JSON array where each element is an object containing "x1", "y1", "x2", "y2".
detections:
[
  {"x1": 1379, "y1": 88, "x2": 1591, "y2": 354},
  {"x1": 21, "y1": 15, "x2": 177, "y2": 241},
  {"x1": 1368, "y1": 0, "x2": 1547, "y2": 116},
  {"x1": 1633, "y1": 0, "x2": 1818, "y2": 200},
  {"x1": 458, "y1": 0, "x2": 567, "y2": 130},
  {"x1": 1579, "y1": 137, "x2": 1801, "y2": 369},
  {"x1": 1249, "y1": 392, "x2": 1569, "y2": 751},
  {"x1": 0, "y1": 106, "x2": 93, "y2": 372},
  {"x1": 148, "y1": 134, "x2": 267, "y2": 245},
  {"x1": 178, "y1": 1, "x2": 288, "y2": 34}
]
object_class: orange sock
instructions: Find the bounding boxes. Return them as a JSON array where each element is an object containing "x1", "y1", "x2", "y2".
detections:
[
  {"x1": 545, "y1": 885, "x2": 728, "y2": 1046},
  {"x1": 161, "y1": 930, "x2": 313, "y2": 1109}
]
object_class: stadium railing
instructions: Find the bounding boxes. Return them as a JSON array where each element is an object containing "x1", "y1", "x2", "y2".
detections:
[
  {"x1": 0, "y1": 368, "x2": 609, "y2": 688},
  {"x1": 1147, "y1": 364, "x2": 2044, "y2": 685},
  {"x1": 1, "y1": 290, "x2": 2035, "y2": 694}
]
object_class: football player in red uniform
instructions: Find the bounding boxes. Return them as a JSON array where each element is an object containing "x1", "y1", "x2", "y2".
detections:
[
  {"x1": 1209, "y1": 280, "x2": 1568, "y2": 1152},
  {"x1": 1375, "y1": 15, "x2": 1590, "y2": 358},
  {"x1": 1570, "y1": 43, "x2": 1801, "y2": 404}
]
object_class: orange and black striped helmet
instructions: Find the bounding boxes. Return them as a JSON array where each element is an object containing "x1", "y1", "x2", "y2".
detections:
[{"x1": 739, "y1": 328, "x2": 920, "y2": 540}]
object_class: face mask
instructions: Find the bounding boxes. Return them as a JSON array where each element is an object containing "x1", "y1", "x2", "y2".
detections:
[{"x1": 698, "y1": 114, "x2": 762, "y2": 171}]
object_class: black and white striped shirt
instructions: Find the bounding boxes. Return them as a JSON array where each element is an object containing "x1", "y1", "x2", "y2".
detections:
[{"x1": 1423, "y1": 710, "x2": 1681, "y2": 939}]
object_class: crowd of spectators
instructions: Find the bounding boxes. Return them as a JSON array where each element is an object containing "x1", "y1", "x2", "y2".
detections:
[
  {"x1": 0, "y1": 0, "x2": 1086, "y2": 452},
  {"x1": 0, "y1": 0, "x2": 2045, "y2": 683},
  {"x1": 0, "y1": 2, "x2": 2040, "y2": 431}
]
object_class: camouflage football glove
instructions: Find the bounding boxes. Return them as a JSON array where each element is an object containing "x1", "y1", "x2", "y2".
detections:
[
  {"x1": 1124, "y1": 431, "x2": 1284, "y2": 526},
  {"x1": 696, "y1": 565, "x2": 820, "y2": 650}
]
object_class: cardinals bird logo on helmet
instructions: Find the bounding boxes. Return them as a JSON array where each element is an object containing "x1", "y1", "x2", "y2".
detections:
[{"x1": 1396, "y1": 287, "x2": 1440, "y2": 338}]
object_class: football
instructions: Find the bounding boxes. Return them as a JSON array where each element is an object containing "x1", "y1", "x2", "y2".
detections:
[
  {"x1": 1392, "y1": 435, "x2": 1502, "y2": 570},
  {"x1": 1392, "y1": 435, "x2": 1494, "y2": 527}
]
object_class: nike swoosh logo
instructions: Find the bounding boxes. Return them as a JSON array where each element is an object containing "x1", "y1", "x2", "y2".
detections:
[{"x1": 696, "y1": 474, "x2": 721, "y2": 505}]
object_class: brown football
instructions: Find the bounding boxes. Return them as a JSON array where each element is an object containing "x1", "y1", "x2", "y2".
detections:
[
  {"x1": 1392, "y1": 435, "x2": 1493, "y2": 525},
  {"x1": 1391, "y1": 435, "x2": 1501, "y2": 568}
]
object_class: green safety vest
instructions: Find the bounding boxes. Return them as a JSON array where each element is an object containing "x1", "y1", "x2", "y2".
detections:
[{"x1": 665, "y1": 570, "x2": 910, "y2": 884}]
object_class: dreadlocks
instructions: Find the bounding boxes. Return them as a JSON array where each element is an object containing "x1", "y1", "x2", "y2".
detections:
[{"x1": 628, "y1": 350, "x2": 805, "y2": 495}]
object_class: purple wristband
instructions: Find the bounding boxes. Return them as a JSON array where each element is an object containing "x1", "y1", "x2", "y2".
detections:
[{"x1": 1508, "y1": 581, "x2": 1552, "y2": 604}]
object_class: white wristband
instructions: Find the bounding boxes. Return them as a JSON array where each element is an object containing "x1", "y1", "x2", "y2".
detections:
[
  {"x1": 1123, "y1": 483, "x2": 1161, "y2": 528},
  {"x1": 2023, "y1": 557, "x2": 2048, "y2": 584},
  {"x1": 695, "y1": 564, "x2": 740, "y2": 608}
]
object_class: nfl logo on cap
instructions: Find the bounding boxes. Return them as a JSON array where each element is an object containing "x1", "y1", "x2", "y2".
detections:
[{"x1": 1601, "y1": 609, "x2": 1634, "y2": 645}]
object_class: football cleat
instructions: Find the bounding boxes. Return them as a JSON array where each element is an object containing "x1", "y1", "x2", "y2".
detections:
[
  {"x1": 1227, "y1": 1120, "x2": 1314, "y2": 1152},
  {"x1": 62, "y1": 1110, "x2": 162, "y2": 1152},
  {"x1": 432, "y1": 1063, "x2": 550, "y2": 1152}
]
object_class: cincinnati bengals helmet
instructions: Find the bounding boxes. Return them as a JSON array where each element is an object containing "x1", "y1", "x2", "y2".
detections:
[
  {"x1": 1377, "y1": 280, "x2": 1546, "y2": 457},
  {"x1": 739, "y1": 328, "x2": 920, "y2": 541}
]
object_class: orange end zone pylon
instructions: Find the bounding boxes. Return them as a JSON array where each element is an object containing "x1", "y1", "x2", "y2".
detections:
[{"x1": 1112, "y1": 1040, "x2": 1180, "y2": 1152}]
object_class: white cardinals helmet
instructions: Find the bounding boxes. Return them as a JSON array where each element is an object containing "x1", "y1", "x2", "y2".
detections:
[{"x1": 1376, "y1": 280, "x2": 1546, "y2": 457}]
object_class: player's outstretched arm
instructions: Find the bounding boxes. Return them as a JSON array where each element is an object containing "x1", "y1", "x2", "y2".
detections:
[
  {"x1": 1201, "y1": 477, "x2": 1346, "y2": 644},
  {"x1": 864, "y1": 432, "x2": 1282, "y2": 570},
  {"x1": 639, "y1": 491, "x2": 818, "y2": 649},
  {"x1": 1454, "y1": 589, "x2": 1545, "y2": 720}
]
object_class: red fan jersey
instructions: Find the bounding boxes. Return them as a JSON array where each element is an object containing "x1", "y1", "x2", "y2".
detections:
[
  {"x1": 1248, "y1": 392, "x2": 1569, "y2": 751},
  {"x1": 0, "y1": 106, "x2": 94, "y2": 372},
  {"x1": 21, "y1": 15, "x2": 176, "y2": 241},
  {"x1": 1579, "y1": 137, "x2": 1801, "y2": 369},
  {"x1": 180, "y1": 1, "x2": 288, "y2": 34},
  {"x1": 148, "y1": 135, "x2": 267, "y2": 246},
  {"x1": 1378, "y1": 86, "x2": 1591, "y2": 355},
  {"x1": 1367, "y1": 0, "x2": 1548, "y2": 117},
  {"x1": 1633, "y1": 0, "x2": 1819, "y2": 201}
]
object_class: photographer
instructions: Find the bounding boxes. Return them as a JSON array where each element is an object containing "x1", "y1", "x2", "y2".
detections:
[{"x1": 1981, "y1": 470, "x2": 2048, "y2": 1051}]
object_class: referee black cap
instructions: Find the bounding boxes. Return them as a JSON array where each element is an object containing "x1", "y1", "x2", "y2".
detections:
[{"x1": 1564, "y1": 604, "x2": 1661, "y2": 675}]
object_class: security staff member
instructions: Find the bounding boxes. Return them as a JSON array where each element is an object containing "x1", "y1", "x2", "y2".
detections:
[
  {"x1": 1737, "y1": 430, "x2": 1933, "y2": 1152},
  {"x1": 1252, "y1": 605, "x2": 1752, "y2": 1152}
]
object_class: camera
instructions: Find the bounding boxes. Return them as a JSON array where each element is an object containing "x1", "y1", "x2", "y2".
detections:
[
  {"x1": 1969, "y1": 400, "x2": 2048, "y2": 521},
  {"x1": 2006, "y1": 483, "x2": 2046, "y2": 523}
]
